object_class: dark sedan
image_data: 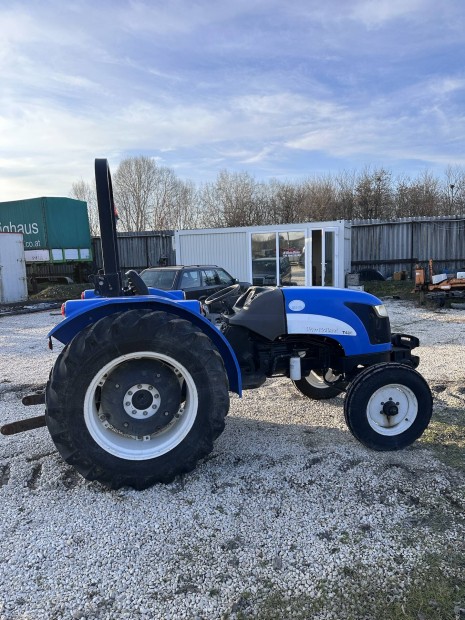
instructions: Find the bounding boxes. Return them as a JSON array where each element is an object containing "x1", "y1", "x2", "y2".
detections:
[{"x1": 140, "y1": 265, "x2": 251, "y2": 302}]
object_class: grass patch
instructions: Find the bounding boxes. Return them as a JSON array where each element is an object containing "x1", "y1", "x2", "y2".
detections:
[
  {"x1": 250, "y1": 553, "x2": 465, "y2": 620},
  {"x1": 363, "y1": 279, "x2": 418, "y2": 301},
  {"x1": 420, "y1": 420, "x2": 465, "y2": 470}
]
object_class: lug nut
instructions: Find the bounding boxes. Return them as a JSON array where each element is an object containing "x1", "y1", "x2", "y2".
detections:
[
  {"x1": 164, "y1": 411, "x2": 169, "y2": 416},
  {"x1": 143, "y1": 411, "x2": 148, "y2": 416}
]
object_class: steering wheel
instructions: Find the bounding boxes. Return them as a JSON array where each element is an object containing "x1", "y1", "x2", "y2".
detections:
[
  {"x1": 125, "y1": 270, "x2": 149, "y2": 296},
  {"x1": 204, "y1": 283, "x2": 241, "y2": 308}
]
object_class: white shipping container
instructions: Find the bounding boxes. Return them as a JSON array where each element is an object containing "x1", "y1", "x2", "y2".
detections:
[
  {"x1": 175, "y1": 220, "x2": 350, "y2": 288},
  {"x1": 0, "y1": 233, "x2": 28, "y2": 303}
]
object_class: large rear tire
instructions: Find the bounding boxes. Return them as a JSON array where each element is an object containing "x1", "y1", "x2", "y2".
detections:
[
  {"x1": 46, "y1": 310, "x2": 229, "y2": 489},
  {"x1": 344, "y1": 363, "x2": 432, "y2": 451}
]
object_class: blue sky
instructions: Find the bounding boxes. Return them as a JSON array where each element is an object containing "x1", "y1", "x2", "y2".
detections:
[{"x1": 1, "y1": 0, "x2": 464, "y2": 200}]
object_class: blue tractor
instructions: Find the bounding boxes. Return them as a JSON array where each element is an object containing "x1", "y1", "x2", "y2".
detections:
[{"x1": 4, "y1": 160, "x2": 433, "y2": 489}]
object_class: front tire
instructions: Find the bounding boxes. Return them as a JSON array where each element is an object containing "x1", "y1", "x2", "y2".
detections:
[
  {"x1": 344, "y1": 363, "x2": 432, "y2": 451},
  {"x1": 293, "y1": 369, "x2": 342, "y2": 400},
  {"x1": 46, "y1": 310, "x2": 229, "y2": 489}
]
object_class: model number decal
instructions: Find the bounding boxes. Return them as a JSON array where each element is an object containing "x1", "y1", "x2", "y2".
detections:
[{"x1": 286, "y1": 313, "x2": 357, "y2": 337}]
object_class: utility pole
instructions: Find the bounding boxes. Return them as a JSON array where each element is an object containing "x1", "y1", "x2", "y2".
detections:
[{"x1": 450, "y1": 184, "x2": 455, "y2": 214}]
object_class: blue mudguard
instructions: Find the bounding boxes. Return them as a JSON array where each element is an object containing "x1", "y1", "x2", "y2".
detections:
[
  {"x1": 282, "y1": 287, "x2": 392, "y2": 356},
  {"x1": 48, "y1": 296, "x2": 242, "y2": 395}
]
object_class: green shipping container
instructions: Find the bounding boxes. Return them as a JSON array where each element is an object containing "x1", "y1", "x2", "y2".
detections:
[{"x1": 0, "y1": 197, "x2": 92, "y2": 263}]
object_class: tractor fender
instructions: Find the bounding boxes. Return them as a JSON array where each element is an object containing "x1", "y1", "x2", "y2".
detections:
[{"x1": 48, "y1": 297, "x2": 242, "y2": 395}]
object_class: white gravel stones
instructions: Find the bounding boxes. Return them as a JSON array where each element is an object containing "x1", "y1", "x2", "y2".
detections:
[{"x1": 0, "y1": 302, "x2": 464, "y2": 619}]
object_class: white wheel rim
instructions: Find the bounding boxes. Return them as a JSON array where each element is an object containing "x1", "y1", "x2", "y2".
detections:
[
  {"x1": 306, "y1": 369, "x2": 339, "y2": 389},
  {"x1": 366, "y1": 384, "x2": 418, "y2": 436},
  {"x1": 84, "y1": 351, "x2": 198, "y2": 460}
]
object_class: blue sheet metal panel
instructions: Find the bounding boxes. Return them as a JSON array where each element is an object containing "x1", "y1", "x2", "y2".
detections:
[{"x1": 282, "y1": 287, "x2": 391, "y2": 356}]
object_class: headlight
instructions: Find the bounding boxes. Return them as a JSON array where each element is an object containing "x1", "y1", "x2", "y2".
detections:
[{"x1": 373, "y1": 304, "x2": 388, "y2": 318}]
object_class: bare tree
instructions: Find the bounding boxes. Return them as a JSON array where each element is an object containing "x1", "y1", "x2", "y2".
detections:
[
  {"x1": 73, "y1": 157, "x2": 465, "y2": 238},
  {"x1": 112, "y1": 157, "x2": 157, "y2": 232},
  {"x1": 393, "y1": 170, "x2": 441, "y2": 218},
  {"x1": 265, "y1": 179, "x2": 308, "y2": 224},
  {"x1": 70, "y1": 179, "x2": 99, "y2": 236},
  {"x1": 334, "y1": 171, "x2": 357, "y2": 220},
  {"x1": 198, "y1": 170, "x2": 266, "y2": 228},
  {"x1": 354, "y1": 168, "x2": 393, "y2": 220},
  {"x1": 110, "y1": 156, "x2": 199, "y2": 232},
  {"x1": 443, "y1": 165, "x2": 465, "y2": 215},
  {"x1": 298, "y1": 176, "x2": 338, "y2": 221},
  {"x1": 150, "y1": 167, "x2": 199, "y2": 230}
]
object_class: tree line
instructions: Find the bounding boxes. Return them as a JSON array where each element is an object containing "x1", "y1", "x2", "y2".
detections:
[{"x1": 71, "y1": 156, "x2": 465, "y2": 236}]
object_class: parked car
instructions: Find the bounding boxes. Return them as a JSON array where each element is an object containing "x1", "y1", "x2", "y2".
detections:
[
  {"x1": 139, "y1": 265, "x2": 251, "y2": 303},
  {"x1": 252, "y1": 257, "x2": 292, "y2": 286}
]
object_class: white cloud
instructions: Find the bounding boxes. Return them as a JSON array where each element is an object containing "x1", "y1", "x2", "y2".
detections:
[
  {"x1": 0, "y1": 0, "x2": 464, "y2": 199},
  {"x1": 350, "y1": 0, "x2": 429, "y2": 28}
]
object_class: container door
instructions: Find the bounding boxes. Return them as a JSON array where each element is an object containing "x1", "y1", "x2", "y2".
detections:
[{"x1": 0, "y1": 235, "x2": 28, "y2": 303}]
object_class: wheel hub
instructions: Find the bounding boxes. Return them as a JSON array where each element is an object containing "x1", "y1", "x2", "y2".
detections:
[
  {"x1": 123, "y1": 384, "x2": 161, "y2": 419},
  {"x1": 100, "y1": 360, "x2": 182, "y2": 437},
  {"x1": 367, "y1": 384, "x2": 418, "y2": 435},
  {"x1": 382, "y1": 400, "x2": 399, "y2": 417}
]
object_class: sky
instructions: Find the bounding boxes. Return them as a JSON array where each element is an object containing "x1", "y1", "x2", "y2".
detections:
[{"x1": 1, "y1": 0, "x2": 465, "y2": 201}]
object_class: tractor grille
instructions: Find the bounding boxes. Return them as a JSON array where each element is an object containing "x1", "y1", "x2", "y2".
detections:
[{"x1": 345, "y1": 302, "x2": 391, "y2": 345}]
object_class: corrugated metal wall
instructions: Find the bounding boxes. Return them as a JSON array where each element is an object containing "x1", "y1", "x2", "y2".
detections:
[
  {"x1": 27, "y1": 231, "x2": 175, "y2": 281},
  {"x1": 92, "y1": 231, "x2": 175, "y2": 271},
  {"x1": 351, "y1": 216, "x2": 465, "y2": 277}
]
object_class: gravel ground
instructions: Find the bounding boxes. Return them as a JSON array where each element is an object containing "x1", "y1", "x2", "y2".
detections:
[{"x1": 0, "y1": 300, "x2": 464, "y2": 619}]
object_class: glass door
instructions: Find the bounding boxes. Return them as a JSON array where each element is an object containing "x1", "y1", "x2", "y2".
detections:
[
  {"x1": 251, "y1": 232, "x2": 278, "y2": 285},
  {"x1": 311, "y1": 230, "x2": 322, "y2": 285},
  {"x1": 279, "y1": 231, "x2": 305, "y2": 286},
  {"x1": 324, "y1": 231, "x2": 335, "y2": 286}
]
